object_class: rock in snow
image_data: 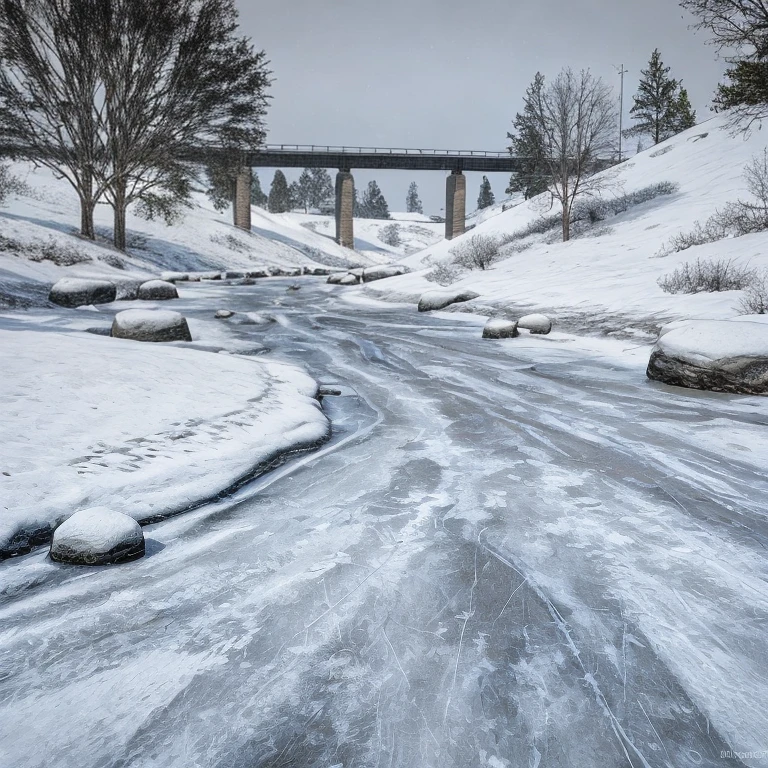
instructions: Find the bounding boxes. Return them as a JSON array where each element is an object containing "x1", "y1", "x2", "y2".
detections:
[
  {"x1": 137, "y1": 280, "x2": 179, "y2": 301},
  {"x1": 647, "y1": 319, "x2": 768, "y2": 395},
  {"x1": 160, "y1": 271, "x2": 189, "y2": 283},
  {"x1": 215, "y1": 309, "x2": 235, "y2": 319},
  {"x1": 418, "y1": 289, "x2": 480, "y2": 312},
  {"x1": 362, "y1": 265, "x2": 409, "y2": 283},
  {"x1": 49, "y1": 278, "x2": 116, "y2": 308},
  {"x1": 111, "y1": 309, "x2": 192, "y2": 343},
  {"x1": 327, "y1": 273, "x2": 347, "y2": 284},
  {"x1": 518, "y1": 314, "x2": 552, "y2": 335},
  {"x1": 339, "y1": 274, "x2": 360, "y2": 285},
  {"x1": 50, "y1": 507, "x2": 145, "y2": 565},
  {"x1": 483, "y1": 318, "x2": 519, "y2": 339}
]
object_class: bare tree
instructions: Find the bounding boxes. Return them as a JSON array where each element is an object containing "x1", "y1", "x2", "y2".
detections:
[
  {"x1": 0, "y1": 0, "x2": 109, "y2": 239},
  {"x1": 525, "y1": 68, "x2": 617, "y2": 241}
]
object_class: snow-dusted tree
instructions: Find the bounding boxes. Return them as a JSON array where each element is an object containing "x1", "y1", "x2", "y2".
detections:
[
  {"x1": 671, "y1": 87, "x2": 697, "y2": 133},
  {"x1": 681, "y1": 0, "x2": 768, "y2": 128},
  {"x1": 251, "y1": 171, "x2": 267, "y2": 207},
  {"x1": 624, "y1": 50, "x2": 683, "y2": 145},
  {"x1": 307, "y1": 168, "x2": 333, "y2": 210},
  {"x1": 268, "y1": 170, "x2": 291, "y2": 213},
  {"x1": 507, "y1": 72, "x2": 549, "y2": 200},
  {"x1": 361, "y1": 180, "x2": 390, "y2": 219},
  {"x1": 0, "y1": 0, "x2": 108, "y2": 239},
  {"x1": 292, "y1": 169, "x2": 313, "y2": 212},
  {"x1": 524, "y1": 67, "x2": 617, "y2": 241},
  {"x1": 406, "y1": 181, "x2": 423, "y2": 213},
  {"x1": 477, "y1": 176, "x2": 495, "y2": 209}
]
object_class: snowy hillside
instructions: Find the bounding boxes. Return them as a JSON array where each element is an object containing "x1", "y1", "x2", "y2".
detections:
[
  {"x1": 0, "y1": 163, "x2": 417, "y2": 306},
  {"x1": 365, "y1": 116, "x2": 768, "y2": 332}
]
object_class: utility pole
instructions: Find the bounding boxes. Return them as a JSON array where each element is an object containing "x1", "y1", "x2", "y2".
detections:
[{"x1": 617, "y1": 64, "x2": 628, "y2": 163}]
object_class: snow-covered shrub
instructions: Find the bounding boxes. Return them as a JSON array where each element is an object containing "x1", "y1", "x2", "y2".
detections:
[
  {"x1": 450, "y1": 234, "x2": 502, "y2": 271},
  {"x1": 740, "y1": 270, "x2": 768, "y2": 314},
  {"x1": 658, "y1": 258, "x2": 756, "y2": 294},
  {"x1": 29, "y1": 238, "x2": 91, "y2": 266},
  {"x1": 425, "y1": 261, "x2": 465, "y2": 286},
  {"x1": 379, "y1": 223, "x2": 402, "y2": 247},
  {"x1": 98, "y1": 253, "x2": 127, "y2": 269},
  {"x1": 210, "y1": 232, "x2": 251, "y2": 253},
  {"x1": 0, "y1": 164, "x2": 30, "y2": 205}
]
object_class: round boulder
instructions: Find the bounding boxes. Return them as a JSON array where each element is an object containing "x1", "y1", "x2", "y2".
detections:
[
  {"x1": 50, "y1": 507, "x2": 144, "y2": 565},
  {"x1": 327, "y1": 272, "x2": 347, "y2": 284},
  {"x1": 160, "y1": 271, "x2": 189, "y2": 283},
  {"x1": 339, "y1": 274, "x2": 360, "y2": 285},
  {"x1": 215, "y1": 309, "x2": 235, "y2": 319},
  {"x1": 137, "y1": 279, "x2": 178, "y2": 301},
  {"x1": 112, "y1": 309, "x2": 192, "y2": 342},
  {"x1": 49, "y1": 278, "x2": 116, "y2": 308},
  {"x1": 518, "y1": 314, "x2": 552, "y2": 335},
  {"x1": 483, "y1": 318, "x2": 519, "y2": 339},
  {"x1": 418, "y1": 289, "x2": 480, "y2": 312}
]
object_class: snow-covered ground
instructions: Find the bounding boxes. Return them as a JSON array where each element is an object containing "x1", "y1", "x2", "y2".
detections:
[
  {"x1": 364, "y1": 116, "x2": 768, "y2": 332},
  {"x1": 0, "y1": 313, "x2": 329, "y2": 556}
]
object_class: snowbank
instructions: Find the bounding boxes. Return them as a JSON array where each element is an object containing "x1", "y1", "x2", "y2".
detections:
[{"x1": 0, "y1": 328, "x2": 330, "y2": 557}]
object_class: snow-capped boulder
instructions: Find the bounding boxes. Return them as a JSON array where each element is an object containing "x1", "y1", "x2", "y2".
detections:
[
  {"x1": 160, "y1": 271, "x2": 188, "y2": 283},
  {"x1": 483, "y1": 318, "x2": 519, "y2": 339},
  {"x1": 418, "y1": 289, "x2": 480, "y2": 312},
  {"x1": 222, "y1": 271, "x2": 246, "y2": 280},
  {"x1": 245, "y1": 268, "x2": 270, "y2": 279},
  {"x1": 137, "y1": 279, "x2": 178, "y2": 301},
  {"x1": 518, "y1": 314, "x2": 552, "y2": 335},
  {"x1": 327, "y1": 272, "x2": 347, "y2": 284},
  {"x1": 50, "y1": 507, "x2": 145, "y2": 565},
  {"x1": 305, "y1": 266, "x2": 333, "y2": 276},
  {"x1": 339, "y1": 274, "x2": 360, "y2": 286},
  {"x1": 49, "y1": 278, "x2": 116, "y2": 308},
  {"x1": 647, "y1": 320, "x2": 768, "y2": 395},
  {"x1": 215, "y1": 309, "x2": 235, "y2": 319},
  {"x1": 196, "y1": 271, "x2": 222, "y2": 280},
  {"x1": 111, "y1": 309, "x2": 192, "y2": 343},
  {"x1": 362, "y1": 265, "x2": 409, "y2": 283}
]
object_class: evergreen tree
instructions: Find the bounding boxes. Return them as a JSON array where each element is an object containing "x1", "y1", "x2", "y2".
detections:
[
  {"x1": 268, "y1": 170, "x2": 291, "y2": 213},
  {"x1": 671, "y1": 87, "x2": 697, "y2": 134},
  {"x1": 361, "y1": 180, "x2": 390, "y2": 219},
  {"x1": 354, "y1": 188, "x2": 364, "y2": 217},
  {"x1": 507, "y1": 72, "x2": 549, "y2": 200},
  {"x1": 292, "y1": 169, "x2": 313, "y2": 212},
  {"x1": 307, "y1": 168, "x2": 333, "y2": 210},
  {"x1": 251, "y1": 171, "x2": 267, "y2": 207},
  {"x1": 713, "y1": 60, "x2": 768, "y2": 115},
  {"x1": 406, "y1": 181, "x2": 423, "y2": 213},
  {"x1": 477, "y1": 176, "x2": 495, "y2": 209},
  {"x1": 625, "y1": 49, "x2": 683, "y2": 145}
]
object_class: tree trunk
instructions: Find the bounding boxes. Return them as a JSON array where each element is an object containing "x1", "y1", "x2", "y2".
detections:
[
  {"x1": 562, "y1": 202, "x2": 570, "y2": 242},
  {"x1": 112, "y1": 179, "x2": 127, "y2": 251},
  {"x1": 79, "y1": 196, "x2": 96, "y2": 240}
]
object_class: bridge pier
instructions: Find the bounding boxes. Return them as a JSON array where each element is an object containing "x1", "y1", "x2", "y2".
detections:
[
  {"x1": 233, "y1": 166, "x2": 252, "y2": 231},
  {"x1": 445, "y1": 170, "x2": 466, "y2": 240},
  {"x1": 335, "y1": 170, "x2": 354, "y2": 249}
]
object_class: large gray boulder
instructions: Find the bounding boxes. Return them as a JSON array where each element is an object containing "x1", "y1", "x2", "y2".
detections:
[
  {"x1": 647, "y1": 319, "x2": 768, "y2": 395},
  {"x1": 327, "y1": 272, "x2": 347, "y2": 284},
  {"x1": 49, "y1": 278, "x2": 116, "y2": 308},
  {"x1": 362, "y1": 265, "x2": 409, "y2": 283},
  {"x1": 137, "y1": 279, "x2": 178, "y2": 300},
  {"x1": 418, "y1": 289, "x2": 480, "y2": 312},
  {"x1": 160, "y1": 271, "x2": 189, "y2": 283},
  {"x1": 112, "y1": 309, "x2": 192, "y2": 342},
  {"x1": 518, "y1": 313, "x2": 552, "y2": 335},
  {"x1": 483, "y1": 318, "x2": 518, "y2": 339},
  {"x1": 50, "y1": 507, "x2": 144, "y2": 565},
  {"x1": 339, "y1": 274, "x2": 360, "y2": 285}
]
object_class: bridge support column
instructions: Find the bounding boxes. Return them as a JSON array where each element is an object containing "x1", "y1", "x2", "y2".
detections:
[
  {"x1": 445, "y1": 170, "x2": 466, "y2": 240},
  {"x1": 234, "y1": 166, "x2": 252, "y2": 231},
  {"x1": 335, "y1": 170, "x2": 354, "y2": 248}
]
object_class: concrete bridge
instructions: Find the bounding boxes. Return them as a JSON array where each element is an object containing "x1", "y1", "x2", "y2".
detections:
[{"x1": 232, "y1": 145, "x2": 522, "y2": 247}]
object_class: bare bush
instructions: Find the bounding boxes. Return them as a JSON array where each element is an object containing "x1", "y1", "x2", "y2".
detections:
[
  {"x1": 0, "y1": 164, "x2": 30, "y2": 205},
  {"x1": 27, "y1": 238, "x2": 91, "y2": 266},
  {"x1": 740, "y1": 269, "x2": 768, "y2": 314},
  {"x1": 450, "y1": 234, "x2": 502, "y2": 271},
  {"x1": 379, "y1": 223, "x2": 402, "y2": 247},
  {"x1": 98, "y1": 253, "x2": 127, "y2": 269},
  {"x1": 658, "y1": 258, "x2": 756, "y2": 294},
  {"x1": 210, "y1": 232, "x2": 252, "y2": 253},
  {"x1": 424, "y1": 261, "x2": 465, "y2": 286}
]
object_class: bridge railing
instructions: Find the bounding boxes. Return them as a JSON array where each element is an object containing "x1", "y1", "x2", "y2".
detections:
[{"x1": 260, "y1": 144, "x2": 509, "y2": 158}]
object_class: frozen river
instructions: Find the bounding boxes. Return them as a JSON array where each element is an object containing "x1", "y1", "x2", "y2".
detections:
[{"x1": 2, "y1": 279, "x2": 768, "y2": 768}]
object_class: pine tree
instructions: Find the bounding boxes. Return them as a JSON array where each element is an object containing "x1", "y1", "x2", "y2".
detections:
[
  {"x1": 291, "y1": 169, "x2": 313, "y2": 212},
  {"x1": 625, "y1": 49, "x2": 682, "y2": 145},
  {"x1": 307, "y1": 168, "x2": 333, "y2": 210},
  {"x1": 361, "y1": 180, "x2": 390, "y2": 219},
  {"x1": 713, "y1": 61, "x2": 768, "y2": 115},
  {"x1": 251, "y1": 171, "x2": 267, "y2": 207},
  {"x1": 507, "y1": 72, "x2": 549, "y2": 200},
  {"x1": 670, "y1": 87, "x2": 697, "y2": 134},
  {"x1": 268, "y1": 170, "x2": 291, "y2": 213},
  {"x1": 477, "y1": 176, "x2": 495, "y2": 209},
  {"x1": 406, "y1": 181, "x2": 423, "y2": 213}
]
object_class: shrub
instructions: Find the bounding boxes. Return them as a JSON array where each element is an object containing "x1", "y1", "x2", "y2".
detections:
[
  {"x1": 98, "y1": 253, "x2": 127, "y2": 269},
  {"x1": 28, "y1": 238, "x2": 91, "y2": 266},
  {"x1": 658, "y1": 258, "x2": 756, "y2": 294},
  {"x1": 379, "y1": 223, "x2": 402, "y2": 247},
  {"x1": 0, "y1": 164, "x2": 31, "y2": 205},
  {"x1": 740, "y1": 270, "x2": 768, "y2": 314},
  {"x1": 450, "y1": 234, "x2": 502, "y2": 271},
  {"x1": 424, "y1": 261, "x2": 465, "y2": 286}
]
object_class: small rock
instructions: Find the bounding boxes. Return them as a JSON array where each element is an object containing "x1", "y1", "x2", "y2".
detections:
[
  {"x1": 483, "y1": 318, "x2": 519, "y2": 339},
  {"x1": 287, "y1": 284, "x2": 301, "y2": 291},
  {"x1": 517, "y1": 314, "x2": 552, "y2": 335},
  {"x1": 327, "y1": 272, "x2": 347, "y2": 284},
  {"x1": 137, "y1": 280, "x2": 179, "y2": 301},
  {"x1": 112, "y1": 309, "x2": 192, "y2": 342},
  {"x1": 50, "y1": 507, "x2": 144, "y2": 565},
  {"x1": 49, "y1": 278, "x2": 116, "y2": 308},
  {"x1": 215, "y1": 309, "x2": 235, "y2": 319}
]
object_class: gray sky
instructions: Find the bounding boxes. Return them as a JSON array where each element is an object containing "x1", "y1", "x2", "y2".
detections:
[{"x1": 236, "y1": 0, "x2": 726, "y2": 216}]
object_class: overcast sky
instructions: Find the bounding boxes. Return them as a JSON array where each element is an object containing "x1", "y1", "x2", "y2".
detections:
[{"x1": 236, "y1": 0, "x2": 727, "y2": 216}]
